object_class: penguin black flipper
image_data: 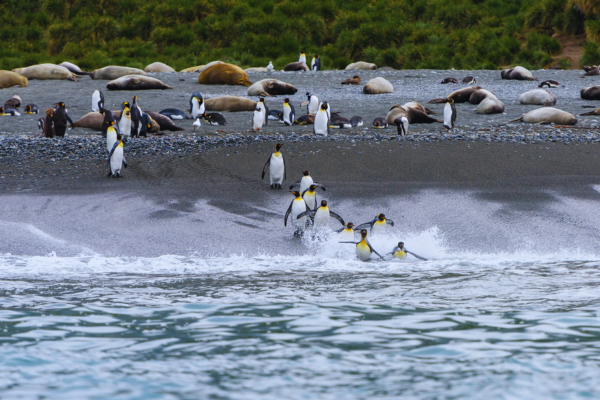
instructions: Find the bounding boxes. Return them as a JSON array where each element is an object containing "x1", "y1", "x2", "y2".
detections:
[
  {"x1": 450, "y1": 101, "x2": 457, "y2": 127},
  {"x1": 289, "y1": 181, "x2": 301, "y2": 189},
  {"x1": 282, "y1": 154, "x2": 286, "y2": 180},
  {"x1": 290, "y1": 104, "x2": 296, "y2": 125},
  {"x1": 339, "y1": 241, "x2": 359, "y2": 244},
  {"x1": 107, "y1": 140, "x2": 120, "y2": 162},
  {"x1": 297, "y1": 210, "x2": 316, "y2": 220},
  {"x1": 386, "y1": 219, "x2": 395, "y2": 227},
  {"x1": 330, "y1": 211, "x2": 345, "y2": 226},
  {"x1": 366, "y1": 239, "x2": 385, "y2": 260},
  {"x1": 261, "y1": 157, "x2": 270, "y2": 179},
  {"x1": 284, "y1": 200, "x2": 294, "y2": 227},
  {"x1": 65, "y1": 111, "x2": 75, "y2": 129},
  {"x1": 355, "y1": 221, "x2": 374, "y2": 231},
  {"x1": 406, "y1": 250, "x2": 428, "y2": 261}
]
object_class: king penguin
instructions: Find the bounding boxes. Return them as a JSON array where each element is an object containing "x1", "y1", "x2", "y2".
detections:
[
  {"x1": 389, "y1": 242, "x2": 428, "y2": 260},
  {"x1": 261, "y1": 143, "x2": 286, "y2": 189},
  {"x1": 258, "y1": 98, "x2": 269, "y2": 126},
  {"x1": 117, "y1": 102, "x2": 132, "y2": 141},
  {"x1": 314, "y1": 102, "x2": 330, "y2": 136},
  {"x1": 106, "y1": 119, "x2": 118, "y2": 153},
  {"x1": 305, "y1": 92, "x2": 319, "y2": 114},
  {"x1": 130, "y1": 95, "x2": 143, "y2": 137},
  {"x1": 298, "y1": 50, "x2": 306, "y2": 64},
  {"x1": 356, "y1": 213, "x2": 395, "y2": 235},
  {"x1": 253, "y1": 105, "x2": 264, "y2": 131},
  {"x1": 311, "y1": 55, "x2": 321, "y2": 71},
  {"x1": 395, "y1": 116, "x2": 409, "y2": 136},
  {"x1": 301, "y1": 183, "x2": 326, "y2": 211},
  {"x1": 337, "y1": 222, "x2": 356, "y2": 242},
  {"x1": 284, "y1": 191, "x2": 309, "y2": 236},
  {"x1": 92, "y1": 90, "x2": 104, "y2": 112},
  {"x1": 297, "y1": 200, "x2": 344, "y2": 230},
  {"x1": 190, "y1": 92, "x2": 205, "y2": 119},
  {"x1": 289, "y1": 170, "x2": 314, "y2": 194},
  {"x1": 339, "y1": 229, "x2": 384, "y2": 261},
  {"x1": 283, "y1": 98, "x2": 295, "y2": 126},
  {"x1": 443, "y1": 98, "x2": 456, "y2": 130},
  {"x1": 108, "y1": 129, "x2": 127, "y2": 178}
]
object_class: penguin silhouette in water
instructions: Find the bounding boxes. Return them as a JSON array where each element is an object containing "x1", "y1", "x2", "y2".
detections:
[
  {"x1": 389, "y1": 242, "x2": 427, "y2": 261},
  {"x1": 261, "y1": 143, "x2": 286, "y2": 189},
  {"x1": 340, "y1": 229, "x2": 384, "y2": 261},
  {"x1": 356, "y1": 213, "x2": 394, "y2": 234}
]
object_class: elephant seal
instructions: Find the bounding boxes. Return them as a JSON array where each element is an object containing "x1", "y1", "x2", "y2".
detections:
[
  {"x1": 106, "y1": 75, "x2": 171, "y2": 90},
  {"x1": 582, "y1": 66, "x2": 600, "y2": 77},
  {"x1": 345, "y1": 62, "x2": 377, "y2": 70},
  {"x1": 144, "y1": 62, "x2": 175, "y2": 73},
  {"x1": 501, "y1": 66, "x2": 535, "y2": 81},
  {"x1": 581, "y1": 86, "x2": 600, "y2": 100},
  {"x1": 519, "y1": 89, "x2": 557, "y2": 106},
  {"x1": 198, "y1": 63, "x2": 251, "y2": 86},
  {"x1": 245, "y1": 67, "x2": 269, "y2": 73},
  {"x1": 403, "y1": 101, "x2": 435, "y2": 115},
  {"x1": 386, "y1": 105, "x2": 442, "y2": 125},
  {"x1": 428, "y1": 86, "x2": 483, "y2": 103},
  {"x1": 205, "y1": 96, "x2": 257, "y2": 112},
  {"x1": 75, "y1": 111, "x2": 160, "y2": 132},
  {"x1": 363, "y1": 77, "x2": 393, "y2": 94},
  {"x1": 247, "y1": 79, "x2": 298, "y2": 96},
  {"x1": 511, "y1": 107, "x2": 577, "y2": 125},
  {"x1": 0, "y1": 70, "x2": 28, "y2": 89},
  {"x1": 181, "y1": 65, "x2": 204, "y2": 73},
  {"x1": 283, "y1": 62, "x2": 308, "y2": 72},
  {"x1": 12, "y1": 64, "x2": 77, "y2": 81},
  {"x1": 580, "y1": 107, "x2": 600, "y2": 116},
  {"x1": 90, "y1": 66, "x2": 147, "y2": 80},
  {"x1": 60, "y1": 62, "x2": 90, "y2": 76},
  {"x1": 341, "y1": 76, "x2": 360, "y2": 85},
  {"x1": 145, "y1": 111, "x2": 185, "y2": 131},
  {"x1": 476, "y1": 97, "x2": 505, "y2": 114}
]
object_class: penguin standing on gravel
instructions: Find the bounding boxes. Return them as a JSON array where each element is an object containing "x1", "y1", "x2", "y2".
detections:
[
  {"x1": 261, "y1": 143, "x2": 286, "y2": 189},
  {"x1": 311, "y1": 55, "x2": 321, "y2": 71},
  {"x1": 395, "y1": 116, "x2": 409, "y2": 136},
  {"x1": 443, "y1": 98, "x2": 456, "y2": 130},
  {"x1": 258, "y1": 98, "x2": 269, "y2": 126},
  {"x1": 92, "y1": 90, "x2": 104, "y2": 112},
  {"x1": 108, "y1": 129, "x2": 127, "y2": 178},
  {"x1": 52, "y1": 102, "x2": 74, "y2": 137},
  {"x1": 283, "y1": 98, "x2": 295, "y2": 126},
  {"x1": 117, "y1": 102, "x2": 132, "y2": 141},
  {"x1": 314, "y1": 102, "x2": 330, "y2": 136},
  {"x1": 190, "y1": 92, "x2": 205, "y2": 119},
  {"x1": 253, "y1": 106, "x2": 264, "y2": 131}
]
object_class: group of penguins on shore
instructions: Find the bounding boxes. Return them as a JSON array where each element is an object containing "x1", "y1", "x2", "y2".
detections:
[{"x1": 261, "y1": 143, "x2": 427, "y2": 262}]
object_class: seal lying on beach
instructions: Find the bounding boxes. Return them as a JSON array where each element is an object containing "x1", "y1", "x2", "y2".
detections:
[
  {"x1": 144, "y1": 62, "x2": 175, "y2": 73},
  {"x1": 511, "y1": 107, "x2": 576, "y2": 125},
  {"x1": 0, "y1": 71, "x2": 28, "y2": 89},
  {"x1": 90, "y1": 66, "x2": 147, "y2": 80},
  {"x1": 580, "y1": 107, "x2": 600, "y2": 116},
  {"x1": 205, "y1": 96, "x2": 257, "y2": 112},
  {"x1": 198, "y1": 63, "x2": 252, "y2": 86},
  {"x1": 145, "y1": 111, "x2": 185, "y2": 131},
  {"x1": 581, "y1": 86, "x2": 600, "y2": 100},
  {"x1": 12, "y1": 64, "x2": 77, "y2": 81},
  {"x1": 430, "y1": 87, "x2": 504, "y2": 114},
  {"x1": 247, "y1": 79, "x2": 298, "y2": 96},
  {"x1": 283, "y1": 62, "x2": 309, "y2": 72},
  {"x1": 403, "y1": 101, "x2": 435, "y2": 115},
  {"x1": 428, "y1": 86, "x2": 483, "y2": 104},
  {"x1": 501, "y1": 66, "x2": 535, "y2": 81},
  {"x1": 363, "y1": 77, "x2": 393, "y2": 94},
  {"x1": 519, "y1": 89, "x2": 557, "y2": 106},
  {"x1": 386, "y1": 105, "x2": 442, "y2": 125},
  {"x1": 74, "y1": 111, "x2": 160, "y2": 132},
  {"x1": 106, "y1": 75, "x2": 171, "y2": 90},
  {"x1": 582, "y1": 66, "x2": 600, "y2": 77},
  {"x1": 60, "y1": 62, "x2": 90, "y2": 76},
  {"x1": 345, "y1": 62, "x2": 377, "y2": 70}
]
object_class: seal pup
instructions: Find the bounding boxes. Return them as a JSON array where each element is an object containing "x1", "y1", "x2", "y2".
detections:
[
  {"x1": 501, "y1": 66, "x2": 536, "y2": 80},
  {"x1": 511, "y1": 107, "x2": 577, "y2": 125},
  {"x1": 247, "y1": 79, "x2": 298, "y2": 96},
  {"x1": 341, "y1": 76, "x2": 360, "y2": 85},
  {"x1": 519, "y1": 89, "x2": 557, "y2": 106},
  {"x1": 0, "y1": 70, "x2": 28, "y2": 88},
  {"x1": 363, "y1": 77, "x2": 393, "y2": 94},
  {"x1": 90, "y1": 66, "x2": 147, "y2": 80}
]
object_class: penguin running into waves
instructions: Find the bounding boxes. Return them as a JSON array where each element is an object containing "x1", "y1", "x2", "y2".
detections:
[
  {"x1": 302, "y1": 184, "x2": 326, "y2": 211},
  {"x1": 283, "y1": 98, "x2": 295, "y2": 126},
  {"x1": 314, "y1": 102, "x2": 330, "y2": 136},
  {"x1": 297, "y1": 200, "x2": 344, "y2": 230},
  {"x1": 443, "y1": 98, "x2": 456, "y2": 130},
  {"x1": 284, "y1": 191, "x2": 309, "y2": 237},
  {"x1": 261, "y1": 143, "x2": 286, "y2": 189},
  {"x1": 311, "y1": 55, "x2": 321, "y2": 71},
  {"x1": 356, "y1": 213, "x2": 394, "y2": 234},
  {"x1": 340, "y1": 229, "x2": 384, "y2": 261},
  {"x1": 107, "y1": 128, "x2": 127, "y2": 178},
  {"x1": 337, "y1": 222, "x2": 356, "y2": 242},
  {"x1": 389, "y1": 242, "x2": 427, "y2": 260}
]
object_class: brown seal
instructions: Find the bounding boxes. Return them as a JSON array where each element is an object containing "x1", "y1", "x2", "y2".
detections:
[
  {"x1": 0, "y1": 71, "x2": 29, "y2": 89},
  {"x1": 386, "y1": 105, "x2": 442, "y2": 125},
  {"x1": 363, "y1": 77, "x2": 393, "y2": 94},
  {"x1": 205, "y1": 96, "x2": 257, "y2": 112},
  {"x1": 500, "y1": 66, "x2": 535, "y2": 81},
  {"x1": 283, "y1": 62, "x2": 309, "y2": 72},
  {"x1": 341, "y1": 76, "x2": 360, "y2": 85},
  {"x1": 145, "y1": 111, "x2": 185, "y2": 131},
  {"x1": 247, "y1": 79, "x2": 298, "y2": 96},
  {"x1": 581, "y1": 86, "x2": 600, "y2": 100},
  {"x1": 106, "y1": 75, "x2": 172, "y2": 90},
  {"x1": 428, "y1": 86, "x2": 483, "y2": 104},
  {"x1": 12, "y1": 64, "x2": 77, "y2": 81},
  {"x1": 43, "y1": 109, "x2": 56, "y2": 138},
  {"x1": 198, "y1": 63, "x2": 252, "y2": 86}
]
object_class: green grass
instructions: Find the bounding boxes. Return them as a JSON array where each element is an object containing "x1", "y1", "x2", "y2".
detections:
[{"x1": 0, "y1": 0, "x2": 596, "y2": 71}]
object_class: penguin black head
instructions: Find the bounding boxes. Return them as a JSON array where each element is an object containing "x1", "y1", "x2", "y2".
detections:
[
  {"x1": 302, "y1": 170, "x2": 309, "y2": 176},
  {"x1": 25, "y1": 105, "x2": 30, "y2": 112},
  {"x1": 308, "y1": 184, "x2": 318, "y2": 191},
  {"x1": 346, "y1": 222, "x2": 354, "y2": 229},
  {"x1": 320, "y1": 103, "x2": 328, "y2": 111},
  {"x1": 300, "y1": 50, "x2": 305, "y2": 54},
  {"x1": 378, "y1": 213, "x2": 385, "y2": 221},
  {"x1": 398, "y1": 242, "x2": 404, "y2": 250},
  {"x1": 320, "y1": 200, "x2": 327, "y2": 207},
  {"x1": 259, "y1": 98, "x2": 265, "y2": 103},
  {"x1": 117, "y1": 132, "x2": 123, "y2": 141},
  {"x1": 290, "y1": 191, "x2": 301, "y2": 197},
  {"x1": 315, "y1": 55, "x2": 319, "y2": 58},
  {"x1": 54, "y1": 102, "x2": 65, "y2": 109},
  {"x1": 284, "y1": 98, "x2": 290, "y2": 104},
  {"x1": 276, "y1": 143, "x2": 283, "y2": 151},
  {"x1": 360, "y1": 229, "x2": 368, "y2": 238}
]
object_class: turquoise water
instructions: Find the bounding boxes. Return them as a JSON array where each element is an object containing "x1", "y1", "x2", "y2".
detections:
[{"x1": 1, "y1": 250, "x2": 600, "y2": 399}]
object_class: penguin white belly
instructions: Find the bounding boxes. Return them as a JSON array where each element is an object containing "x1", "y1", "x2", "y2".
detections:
[
  {"x1": 314, "y1": 112, "x2": 328, "y2": 136},
  {"x1": 308, "y1": 97, "x2": 319, "y2": 114},
  {"x1": 291, "y1": 199, "x2": 307, "y2": 232},
  {"x1": 303, "y1": 192, "x2": 316, "y2": 210},
  {"x1": 118, "y1": 118, "x2": 131, "y2": 138},
  {"x1": 339, "y1": 229, "x2": 355, "y2": 242},
  {"x1": 261, "y1": 107, "x2": 267, "y2": 127},
  {"x1": 92, "y1": 91, "x2": 101, "y2": 112},
  {"x1": 270, "y1": 155, "x2": 284, "y2": 185},
  {"x1": 300, "y1": 176, "x2": 313, "y2": 194},
  {"x1": 192, "y1": 100, "x2": 205, "y2": 119},
  {"x1": 356, "y1": 241, "x2": 372, "y2": 261},
  {"x1": 106, "y1": 131, "x2": 117, "y2": 153},
  {"x1": 110, "y1": 146, "x2": 124, "y2": 176},
  {"x1": 314, "y1": 208, "x2": 330, "y2": 229},
  {"x1": 253, "y1": 110, "x2": 264, "y2": 130},
  {"x1": 372, "y1": 221, "x2": 387, "y2": 235},
  {"x1": 443, "y1": 103, "x2": 453, "y2": 129}
]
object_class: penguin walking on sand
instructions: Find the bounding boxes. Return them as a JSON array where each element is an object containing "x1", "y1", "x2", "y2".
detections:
[
  {"x1": 356, "y1": 213, "x2": 394, "y2": 235},
  {"x1": 283, "y1": 98, "x2": 295, "y2": 126},
  {"x1": 314, "y1": 102, "x2": 330, "y2": 136},
  {"x1": 52, "y1": 102, "x2": 74, "y2": 137},
  {"x1": 190, "y1": 92, "x2": 205, "y2": 119},
  {"x1": 389, "y1": 242, "x2": 427, "y2": 260},
  {"x1": 340, "y1": 229, "x2": 384, "y2": 261},
  {"x1": 337, "y1": 222, "x2": 356, "y2": 242},
  {"x1": 261, "y1": 143, "x2": 286, "y2": 189},
  {"x1": 258, "y1": 98, "x2": 269, "y2": 126},
  {"x1": 284, "y1": 191, "x2": 309, "y2": 236},
  {"x1": 289, "y1": 170, "x2": 315, "y2": 194},
  {"x1": 92, "y1": 90, "x2": 104, "y2": 112},
  {"x1": 302, "y1": 184, "x2": 326, "y2": 211},
  {"x1": 395, "y1": 116, "x2": 409, "y2": 136},
  {"x1": 253, "y1": 106, "x2": 264, "y2": 131},
  {"x1": 297, "y1": 200, "x2": 344, "y2": 230},
  {"x1": 107, "y1": 128, "x2": 127, "y2": 178},
  {"x1": 311, "y1": 55, "x2": 321, "y2": 71},
  {"x1": 443, "y1": 98, "x2": 456, "y2": 130}
]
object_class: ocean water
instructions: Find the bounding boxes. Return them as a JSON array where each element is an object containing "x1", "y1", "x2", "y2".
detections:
[{"x1": 1, "y1": 230, "x2": 600, "y2": 399}]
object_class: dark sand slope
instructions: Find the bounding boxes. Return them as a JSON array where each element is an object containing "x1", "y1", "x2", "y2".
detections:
[{"x1": 2, "y1": 141, "x2": 600, "y2": 257}]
